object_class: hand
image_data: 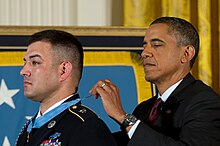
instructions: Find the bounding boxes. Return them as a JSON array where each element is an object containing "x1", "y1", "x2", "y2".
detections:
[{"x1": 89, "y1": 79, "x2": 126, "y2": 124}]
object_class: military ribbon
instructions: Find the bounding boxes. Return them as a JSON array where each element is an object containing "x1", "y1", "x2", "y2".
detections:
[{"x1": 27, "y1": 98, "x2": 81, "y2": 133}]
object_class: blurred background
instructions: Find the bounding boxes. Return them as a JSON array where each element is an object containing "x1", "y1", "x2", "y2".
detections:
[{"x1": 0, "y1": 0, "x2": 219, "y2": 145}]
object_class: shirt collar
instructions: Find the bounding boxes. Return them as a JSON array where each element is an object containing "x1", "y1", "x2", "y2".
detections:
[
  {"x1": 158, "y1": 79, "x2": 182, "y2": 102},
  {"x1": 36, "y1": 94, "x2": 74, "y2": 119}
]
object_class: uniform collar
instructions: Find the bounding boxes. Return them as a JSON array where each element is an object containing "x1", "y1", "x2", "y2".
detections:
[{"x1": 37, "y1": 94, "x2": 79, "y2": 119}]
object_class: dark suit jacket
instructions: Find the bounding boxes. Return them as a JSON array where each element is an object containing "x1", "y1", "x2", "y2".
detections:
[
  {"x1": 16, "y1": 94, "x2": 117, "y2": 146},
  {"x1": 115, "y1": 73, "x2": 220, "y2": 146}
]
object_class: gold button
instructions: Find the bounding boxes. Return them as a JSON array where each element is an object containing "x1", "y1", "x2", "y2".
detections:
[{"x1": 72, "y1": 105, "x2": 77, "y2": 109}]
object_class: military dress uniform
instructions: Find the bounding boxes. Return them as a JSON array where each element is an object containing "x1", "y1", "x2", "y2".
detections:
[{"x1": 16, "y1": 94, "x2": 117, "y2": 146}]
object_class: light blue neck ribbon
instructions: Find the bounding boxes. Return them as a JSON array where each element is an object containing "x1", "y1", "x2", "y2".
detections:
[{"x1": 27, "y1": 98, "x2": 81, "y2": 133}]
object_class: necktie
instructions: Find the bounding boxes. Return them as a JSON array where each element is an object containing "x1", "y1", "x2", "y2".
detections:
[{"x1": 148, "y1": 98, "x2": 164, "y2": 125}]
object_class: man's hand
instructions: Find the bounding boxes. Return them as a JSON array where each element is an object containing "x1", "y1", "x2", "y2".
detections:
[{"x1": 89, "y1": 79, "x2": 126, "y2": 124}]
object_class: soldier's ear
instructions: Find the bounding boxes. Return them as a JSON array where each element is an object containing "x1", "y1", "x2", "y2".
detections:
[{"x1": 59, "y1": 61, "x2": 72, "y2": 81}]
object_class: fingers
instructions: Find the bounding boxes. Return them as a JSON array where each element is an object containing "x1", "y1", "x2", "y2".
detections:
[
  {"x1": 89, "y1": 79, "x2": 126, "y2": 122},
  {"x1": 89, "y1": 80, "x2": 109, "y2": 96},
  {"x1": 89, "y1": 79, "x2": 118, "y2": 100}
]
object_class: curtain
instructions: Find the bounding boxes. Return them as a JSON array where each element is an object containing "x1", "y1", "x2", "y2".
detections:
[
  {"x1": 198, "y1": 0, "x2": 212, "y2": 86},
  {"x1": 124, "y1": 0, "x2": 160, "y2": 27}
]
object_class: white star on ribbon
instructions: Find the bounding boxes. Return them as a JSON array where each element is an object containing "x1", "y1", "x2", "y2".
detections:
[
  {"x1": 2, "y1": 136, "x2": 11, "y2": 146},
  {"x1": 25, "y1": 116, "x2": 33, "y2": 120},
  {"x1": 0, "y1": 79, "x2": 19, "y2": 109}
]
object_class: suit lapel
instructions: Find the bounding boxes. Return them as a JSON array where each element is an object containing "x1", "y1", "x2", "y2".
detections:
[
  {"x1": 157, "y1": 73, "x2": 196, "y2": 136},
  {"x1": 162, "y1": 73, "x2": 195, "y2": 114},
  {"x1": 169, "y1": 73, "x2": 195, "y2": 99}
]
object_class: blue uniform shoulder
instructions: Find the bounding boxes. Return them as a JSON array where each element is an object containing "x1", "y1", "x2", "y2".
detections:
[{"x1": 68, "y1": 104, "x2": 99, "y2": 122}]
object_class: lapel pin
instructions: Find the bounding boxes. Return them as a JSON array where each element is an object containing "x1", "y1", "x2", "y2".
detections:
[
  {"x1": 166, "y1": 110, "x2": 172, "y2": 114},
  {"x1": 48, "y1": 120, "x2": 56, "y2": 129}
]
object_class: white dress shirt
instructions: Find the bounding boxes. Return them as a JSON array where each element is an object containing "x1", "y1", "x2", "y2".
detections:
[{"x1": 128, "y1": 80, "x2": 182, "y2": 138}]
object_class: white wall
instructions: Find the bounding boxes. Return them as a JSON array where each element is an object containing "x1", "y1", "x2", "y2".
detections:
[
  {"x1": 0, "y1": 0, "x2": 123, "y2": 26},
  {"x1": 77, "y1": 0, "x2": 111, "y2": 26}
]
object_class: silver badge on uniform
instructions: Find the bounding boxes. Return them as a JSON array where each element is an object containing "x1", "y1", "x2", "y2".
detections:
[{"x1": 48, "y1": 120, "x2": 56, "y2": 129}]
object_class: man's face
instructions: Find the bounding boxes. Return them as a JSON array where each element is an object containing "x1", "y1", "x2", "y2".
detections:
[
  {"x1": 20, "y1": 41, "x2": 60, "y2": 102},
  {"x1": 141, "y1": 23, "x2": 185, "y2": 84}
]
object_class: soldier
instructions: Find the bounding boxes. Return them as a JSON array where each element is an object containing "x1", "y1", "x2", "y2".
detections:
[{"x1": 16, "y1": 29, "x2": 117, "y2": 146}]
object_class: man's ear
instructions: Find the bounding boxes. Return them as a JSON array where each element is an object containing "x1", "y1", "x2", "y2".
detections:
[
  {"x1": 59, "y1": 61, "x2": 72, "y2": 81},
  {"x1": 181, "y1": 45, "x2": 195, "y2": 63}
]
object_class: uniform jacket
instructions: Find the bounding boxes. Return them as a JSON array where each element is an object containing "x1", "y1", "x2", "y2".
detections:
[
  {"x1": 115, "y1": 73, "x2": 220, "y2": 146},
  {"x1": 16, "y1": 94, "x2": 117, "y2": 146}
]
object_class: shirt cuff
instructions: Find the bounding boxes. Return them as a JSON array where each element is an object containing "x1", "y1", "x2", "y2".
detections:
[{"x1": 127, "y1": 120, "x2": 141, "y2": 139}]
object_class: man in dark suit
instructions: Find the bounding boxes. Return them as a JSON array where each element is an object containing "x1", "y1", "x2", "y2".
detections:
[
  {"x1": 89, "y1": 17, "x2": 220, "y2": 146},
  {"x1": 16, "y1": 30, "x2": 117, "y2": 146}
]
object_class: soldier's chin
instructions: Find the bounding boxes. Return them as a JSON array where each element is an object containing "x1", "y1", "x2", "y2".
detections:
[{"x1": 24, "y1": 93, "x2": 38, "y2": 102}]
